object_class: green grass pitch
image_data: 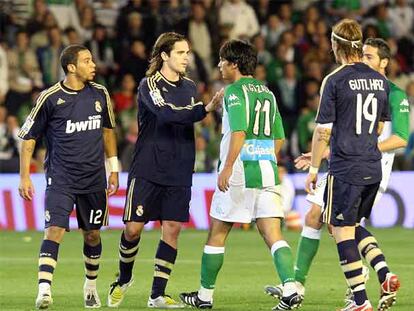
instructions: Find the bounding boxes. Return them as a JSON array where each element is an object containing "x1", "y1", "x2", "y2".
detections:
[{"x1": 0, "y1": 227, "x2": 413, "y2": 310}]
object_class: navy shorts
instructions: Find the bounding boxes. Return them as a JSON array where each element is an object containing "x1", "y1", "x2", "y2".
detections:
[
  {"x1": 321, "y1": 174, "x2": 380, "y2": 226},
  {"x1": 45, "y1": 188, "x2": 108, "y2": 231},
  {"x1": 122, "y1": 177, "x2": 191, "y2": 223}
]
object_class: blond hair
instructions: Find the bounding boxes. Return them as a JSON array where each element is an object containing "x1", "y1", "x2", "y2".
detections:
[{"x1": 331, "y1": 19, "x2": 363, "y2": 60}]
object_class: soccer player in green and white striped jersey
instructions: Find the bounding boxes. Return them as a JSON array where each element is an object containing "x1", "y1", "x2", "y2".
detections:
[{"x1": 180, "y1": 40, "x2": 302, "y2": 310}]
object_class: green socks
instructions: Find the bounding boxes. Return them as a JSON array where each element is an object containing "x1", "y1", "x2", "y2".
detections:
[
  {"x1": 271, "y1": 240, "x2": 295, "y2": 284},
  {"x1": 200, "y1": 245, "x2": 225, "y2": 290},
  {"x1": 294, "y1": 226, "x2": 321, "y2": 284}
]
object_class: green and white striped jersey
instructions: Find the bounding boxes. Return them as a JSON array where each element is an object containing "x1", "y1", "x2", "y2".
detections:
[{"x1": 219, "y1": 77, "x2": 285, "y2": 188}]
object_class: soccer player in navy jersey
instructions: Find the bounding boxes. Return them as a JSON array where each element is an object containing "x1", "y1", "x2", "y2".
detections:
[
  {"x1": 107, "y1": 32, "x2": 223, "y2": 309},
  {"x1": 18, "y1": 45, "x2": 118, "y2": 309},
  {"x1": 305, "y1": 19, "x2": 390, "y2": 311}
]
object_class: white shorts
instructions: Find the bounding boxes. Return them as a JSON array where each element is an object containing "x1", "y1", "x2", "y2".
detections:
[
  {"x1": 306, "y1": 153, "x2": 394, "y2": 208},
  {"x1": 306, "y1": 174, "x2": 327, "y2": 208},
  {"x1": 373, "y1": 153, "x2": 394, "y2": 206},
  {"x1": 209, "y1": 185, "x2": 284, "y2": 223}
]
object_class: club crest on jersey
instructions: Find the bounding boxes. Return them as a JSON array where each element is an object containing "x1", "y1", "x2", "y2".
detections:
[
  {"x1": 95, "y1": 101, "x2": 102, "y2": 112},
  {"x1": 136, "y1": 205, "x2": 144, "y2": 216},
  {"x1": 45, "y1": 210, "x2": 51, "y2": 222}
]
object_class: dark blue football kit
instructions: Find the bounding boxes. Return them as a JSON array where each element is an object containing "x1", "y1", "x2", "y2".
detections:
[
  {"x1": 316, "y1": 63, "x2": 391, "y2": 226},
  {"x1": 123, "y1": 71, "x2": 207, "y2": 223},
  {"x1": 19, "y1": 81, "x2": 116, "y2": 230}
]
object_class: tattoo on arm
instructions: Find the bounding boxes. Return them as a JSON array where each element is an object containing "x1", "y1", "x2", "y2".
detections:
[{"x1": 317, "y1": 128, "x2": 331, "y2": 143}]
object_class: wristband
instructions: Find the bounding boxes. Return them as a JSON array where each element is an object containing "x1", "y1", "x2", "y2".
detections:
[
  {"x1": 108, "y1": 156, "x2": 119, "y2": 172},
  {"x1": 309, "y1": 166, "x2": 319, "y2": 174}
]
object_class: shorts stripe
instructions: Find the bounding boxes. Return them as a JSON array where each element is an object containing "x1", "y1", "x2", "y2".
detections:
[
  {"x1": 103, "y1": 190, "x2": 109, "y2": 226},
  {"x1": 124, "y1": 178, "x2": 136, "y2": 221},
  {"x1": 323, "y1": 175, "x2": 334, "y2": 223}
]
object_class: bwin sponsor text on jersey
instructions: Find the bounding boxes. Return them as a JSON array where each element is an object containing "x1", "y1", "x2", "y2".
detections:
[{"x1": 65, "y1": 115, "x2": 102, "y2": 133}]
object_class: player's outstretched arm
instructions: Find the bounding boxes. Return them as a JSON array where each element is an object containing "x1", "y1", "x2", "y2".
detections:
[
  {"x1": 140, "y1": 79, "x2": 207, "y2": 124},
  {"x1": 294, "y1": 149, "x2": 330, "y2": 171},
  {"x1": 19, "y1": 139, "x2": 36, "y2": 201},
  {"x1": 103, "y1": 128, "x2": 119, "y2": 196},
  {"x1": 379, "y1": 134, "x2": 407, "y2": 153}
]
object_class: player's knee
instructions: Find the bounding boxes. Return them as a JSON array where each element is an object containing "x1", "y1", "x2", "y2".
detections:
[
  {"x1": 162, "y1": 222, "x2": 182, "y2": 241},
  {"x1": 124, "y1": 225, "x2": 142, "y2": 241},
  {"x1": 44, "y1": 226, "x2": 65, "y2": 243},
  {"x1": 83, "y1": 230, "x2": 101, "y2": 246},
  {"x1": 305, "y1": 205, "x2": 322, "y2": 229}
]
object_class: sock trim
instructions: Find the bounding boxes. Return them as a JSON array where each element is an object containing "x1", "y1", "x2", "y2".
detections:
[
  {"x1": 374, "y1": 261, "x2": 387, "y2": 272},
  {"x1": 271, "y1": 240, "x2": 289, "y2": 255},
  {"x1": 204, "y1": 245, "x2": 225, "y2": 254},
  {"x1": 301, "y1": 226, "x2": 321, "y2": 240}
]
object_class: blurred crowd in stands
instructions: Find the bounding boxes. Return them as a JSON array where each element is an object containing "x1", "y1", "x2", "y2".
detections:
[{"x1": 0, "y1": 0, "x2": 413, "y2": 174}]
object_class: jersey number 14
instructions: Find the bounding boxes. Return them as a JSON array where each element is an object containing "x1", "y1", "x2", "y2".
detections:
[{"x1": 356, "y1": 93, "x2": 377, "y2": 135}]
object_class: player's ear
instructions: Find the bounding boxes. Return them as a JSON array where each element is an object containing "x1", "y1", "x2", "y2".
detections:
[
  {"x1": 67, "y1": 63, "x2": 76, "y2": 74},
  {"x1": 380, "y1": 58, "x2": 389, "y2": 71},
  {"x1": 161, "y1": 51, "x2": 169, "y2": 62}
]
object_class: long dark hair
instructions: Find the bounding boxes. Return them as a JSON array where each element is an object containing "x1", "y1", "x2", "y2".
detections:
[{"x1": 146, "y1": 32, "x2": 187, "y2": 77}]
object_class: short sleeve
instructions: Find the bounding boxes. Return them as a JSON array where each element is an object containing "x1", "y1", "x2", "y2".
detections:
[
  {"x1": 272, "y1": 112, "x2": 285, "y2": 139},
  {"x1": 316, "y1": 76, "x2": 336, "y2": 124},
  {"x1": 225, "y1": 86, "x2": 247, "y2": 132},
  {"x1": 390, "y1": 89, "x2": 410, "y2": 141},
  {"x1": 18, "y1": 92, "x2": 52, "y2": 140},
  {"x1": 100, "y1": 86, "x2": 116, "y2": 129}
]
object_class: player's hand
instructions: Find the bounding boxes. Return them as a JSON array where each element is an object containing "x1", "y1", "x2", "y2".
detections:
[
  {"x1": 107, "y1": 172, "x2": 119, "y2": 196},
  {"x1": 218, "y1": 165, "x2": 232, "y2": 192},
  {"x1": 305, "y1": 173, "x2": 318, "y2": 194},
  {"x1": 294, "y1": 152, "x2": 312, "y2": 170},
  {"x1": 19, "y1": 177, "x2": 35, "y2": 201},
  {"x1": 205, "y1": 88, "x2": 224, "y2": 112}
]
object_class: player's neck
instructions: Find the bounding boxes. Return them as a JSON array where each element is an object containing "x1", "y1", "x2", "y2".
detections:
[
  {"x1": 63, "y1": 75, "x2": 86, "y2": 91},
  {"x1": 160, "y1": 66, "x2": 180, "y2": 82},
  {"x1": 233, "y1": 73, "x2": 251, "y2": 83},
  {"x1": 340, "y1": 55, "x2": 361, "y2": 65}
]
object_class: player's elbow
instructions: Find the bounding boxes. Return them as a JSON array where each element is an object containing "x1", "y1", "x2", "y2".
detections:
[{"x1": 399, "y1": 138, "x2": 408, "y2": 148}]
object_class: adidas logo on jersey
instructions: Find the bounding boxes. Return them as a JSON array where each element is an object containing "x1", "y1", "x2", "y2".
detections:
[
  {"x1": 65, "y1": 115, "x2": 101, "y2": 133},
  {"x1": 57, "y1": 98, "x2": 65, "y2": 105}
]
